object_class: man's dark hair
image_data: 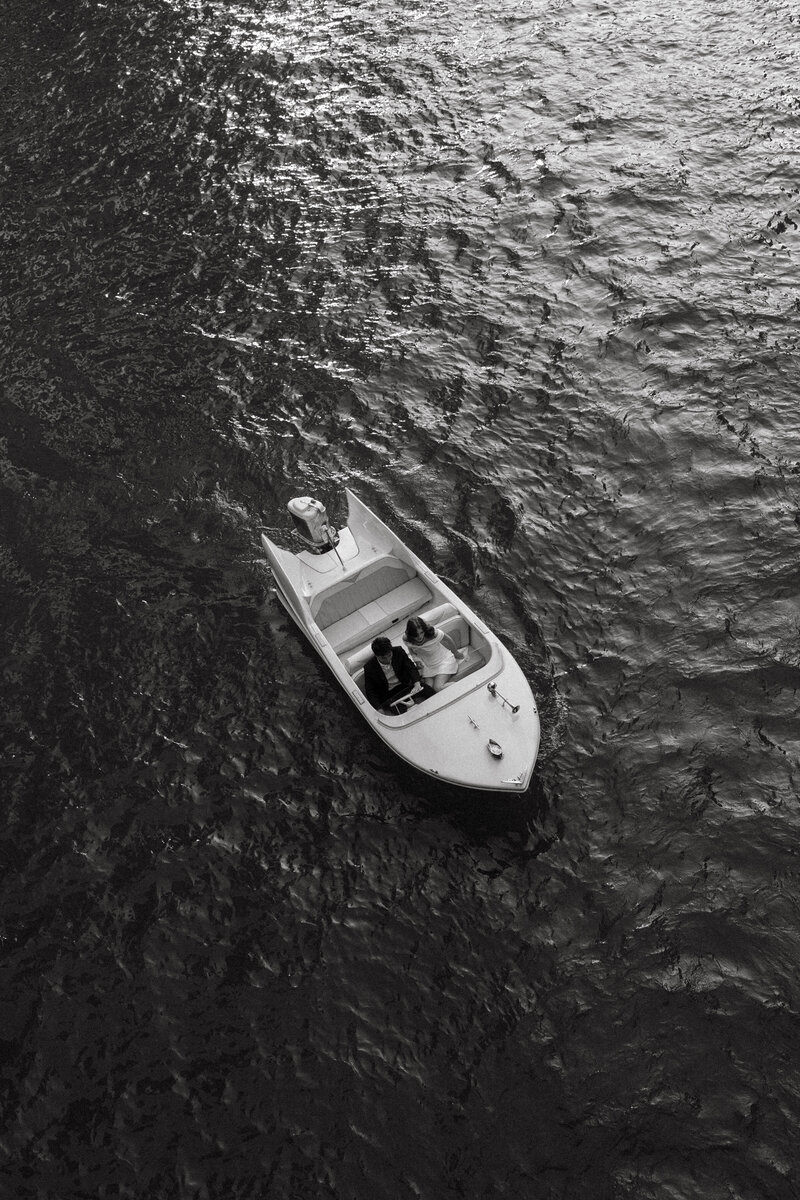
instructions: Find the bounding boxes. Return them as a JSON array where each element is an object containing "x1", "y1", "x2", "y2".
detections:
[{"x1": 371, "y1": 637, "x2": 392, "y2": 656}]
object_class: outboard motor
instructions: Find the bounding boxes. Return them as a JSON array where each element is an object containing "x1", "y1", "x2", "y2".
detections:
[{"x1": 287, "y1": 496, "x2": 339, "y2": 552}]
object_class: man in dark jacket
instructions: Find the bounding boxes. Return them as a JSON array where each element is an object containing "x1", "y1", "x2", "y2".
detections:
[{"x1": 363, "y1": 637, "x2": 434, "y2": 712}]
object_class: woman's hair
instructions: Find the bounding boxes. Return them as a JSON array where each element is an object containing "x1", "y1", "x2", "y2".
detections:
[{"x1": 405, "y1": 616, "x2": 435, "y2": 642}]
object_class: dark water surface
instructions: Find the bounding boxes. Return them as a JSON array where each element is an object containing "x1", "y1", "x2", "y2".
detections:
[{"x1": 2, "y1": 0, "x2": 799, "y2": 1196}]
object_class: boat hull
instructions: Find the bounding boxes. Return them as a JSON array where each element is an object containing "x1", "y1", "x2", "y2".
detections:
[{"x1": 263, "y1": 491, "x2": 540, "y2": 793}]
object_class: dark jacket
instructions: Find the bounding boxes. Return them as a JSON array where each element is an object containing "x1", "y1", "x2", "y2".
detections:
[{"x1": 363, "y1": 645, "x2": 421, "y2": 710}]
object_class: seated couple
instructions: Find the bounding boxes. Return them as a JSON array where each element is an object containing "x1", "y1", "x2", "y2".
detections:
[{"x1": 364, "y1": 617, "x2": 463, "y2": 713}]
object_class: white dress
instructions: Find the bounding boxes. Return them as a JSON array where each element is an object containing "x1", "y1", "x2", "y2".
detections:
[{"x1": 404, "y1": 628, "x2": 459, "y2": 678}]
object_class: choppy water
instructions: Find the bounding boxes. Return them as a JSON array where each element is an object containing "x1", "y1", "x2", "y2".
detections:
[{"x1": 2, "y1": 0, "x2": 799, "y2": 1196}]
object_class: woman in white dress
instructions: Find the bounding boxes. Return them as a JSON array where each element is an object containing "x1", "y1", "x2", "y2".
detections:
[{"x1": 403, "y1": 616, "x2": 462, "y2": 692}]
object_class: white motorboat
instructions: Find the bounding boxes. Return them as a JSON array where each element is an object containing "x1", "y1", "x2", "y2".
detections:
[{"x1": 261, "y1": 489, "x2": 540, "y2": 793}]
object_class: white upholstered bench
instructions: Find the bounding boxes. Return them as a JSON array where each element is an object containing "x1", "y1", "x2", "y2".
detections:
[{"x1": 313, "y1": 558, "x2": 433, "y2": 654}]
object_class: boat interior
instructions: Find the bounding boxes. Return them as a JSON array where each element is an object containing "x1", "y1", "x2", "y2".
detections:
[{"x1": 310, "y1": 554, "x2": 490, "y2": 700}]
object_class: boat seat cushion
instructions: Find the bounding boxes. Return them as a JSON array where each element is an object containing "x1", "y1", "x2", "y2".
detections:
[
  {"x1": 322, "y1": 577, "x2": 433, "y2": 653},
  {"x1": 313, "y1": 560, "x2": 413, "y2": 626},
  {"x1": 416, "y1": 601, "x2": 458, "y2": 629}
]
